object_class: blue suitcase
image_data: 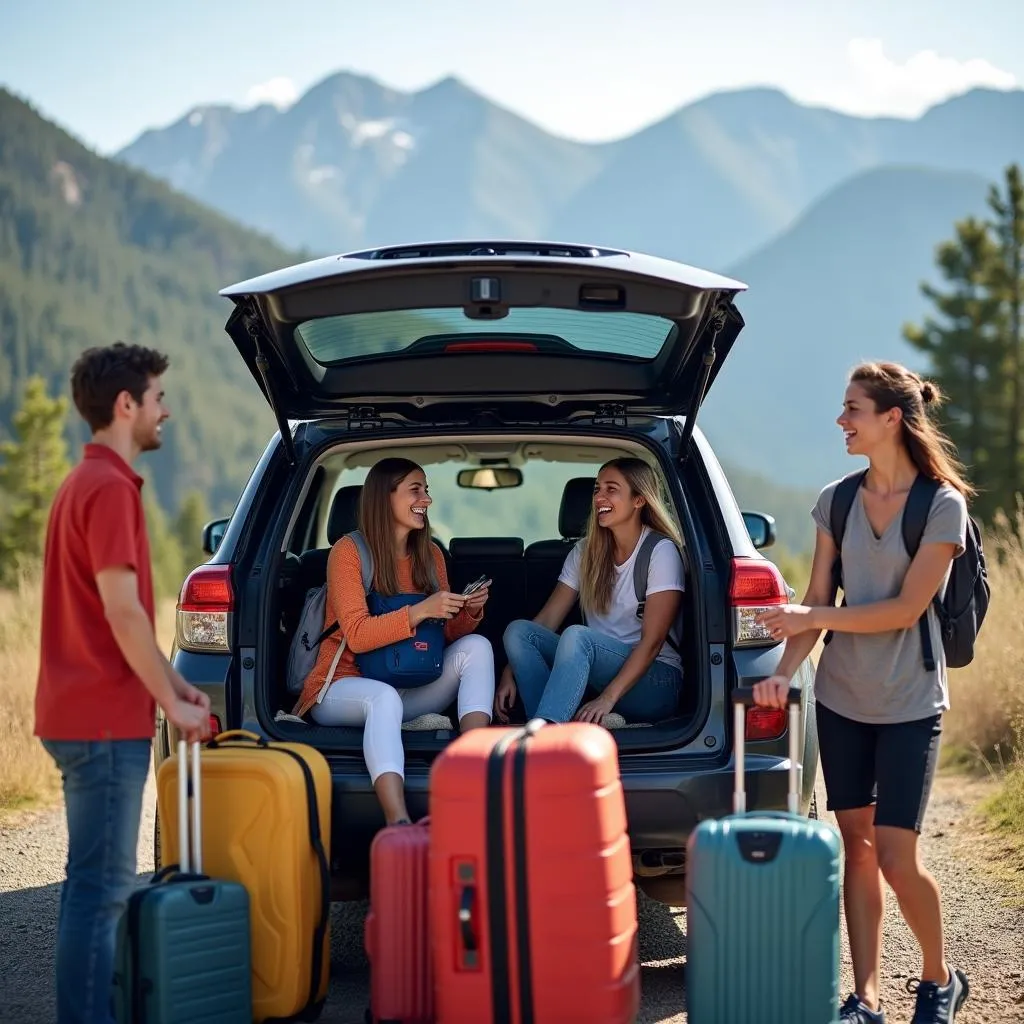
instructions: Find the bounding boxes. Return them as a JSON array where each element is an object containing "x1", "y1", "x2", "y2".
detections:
[
  {"x1": 685, "y1": 686, "x2": 841, "y2": 1024},
  {"x1": 112, "y1": 741, "x2": 252, "y2": 1024}
]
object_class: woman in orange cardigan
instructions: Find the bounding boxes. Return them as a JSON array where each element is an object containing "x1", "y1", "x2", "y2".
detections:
[{"x1": 294, "y1": 457, "x2": 494, "y2": 825}]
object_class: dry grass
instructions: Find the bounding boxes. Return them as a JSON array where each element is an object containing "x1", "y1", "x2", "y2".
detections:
[{"x1": 0, "y1": 573, "x2": 177, "y2": 814}]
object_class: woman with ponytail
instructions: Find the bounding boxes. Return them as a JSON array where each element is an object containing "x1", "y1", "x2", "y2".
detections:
[
  {"x1": 752, "y1": 362, "x2": 972, "y2": 1024},
  {"x1": 498, "y1": 457, "x2": 686, "y2": 727}
]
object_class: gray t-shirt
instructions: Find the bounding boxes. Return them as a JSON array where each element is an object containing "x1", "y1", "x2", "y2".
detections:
[{"x1": 811, "y1": 477, "x2": 968, "y2": 725}]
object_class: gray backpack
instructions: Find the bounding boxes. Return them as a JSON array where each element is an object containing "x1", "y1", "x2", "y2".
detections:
[
  {"x1": 285, "y1": 531, "x2": 440, "y2": 695},
  {"x1": 285, "y1": 531, "x2": 373, "y2": 696}
]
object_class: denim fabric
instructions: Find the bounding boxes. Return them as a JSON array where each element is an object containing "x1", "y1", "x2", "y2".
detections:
[
  {"x1": 503, "y1": 620, "x2": 682, "y2": 723},
  {"x1": 41, "y1": 738, "x2": 152, "y2": 1024}
]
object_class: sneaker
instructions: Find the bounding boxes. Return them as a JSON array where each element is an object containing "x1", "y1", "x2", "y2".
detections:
[
  {"x1": 908, "y1": 968, "x2": 970, "y2": 1023},
  {"x1": 839, "y1": 993, "x2": 886, "y2": 1022}
]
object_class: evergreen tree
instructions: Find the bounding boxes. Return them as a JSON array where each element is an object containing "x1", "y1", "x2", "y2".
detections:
[
  {"x1": 903, "y1": 218, "x2": 1004, "y2": 519},
  {"x1": 987, "y1": 164, "x2": 1024, "y2": 500},
  {"x1": 0, "y1": 376, "x2": 71, "y2": 581},
  {"x1": 173, "y1": 490, "x2": 211, "y2": 575},
  {"x1": 142, "y1": 483, "x2": 186, "y2": 601}
]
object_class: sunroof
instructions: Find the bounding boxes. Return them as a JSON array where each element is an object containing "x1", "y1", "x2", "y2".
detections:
[{"x1": 294, "y1": 307, "x2": 677, "y2": 365}]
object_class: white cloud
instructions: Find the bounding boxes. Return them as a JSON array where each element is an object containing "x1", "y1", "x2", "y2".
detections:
[
  {"x1": 245, "y1": 76, "x2": 299, "y2": 110},
  {"x1": 837, "y1": 38, "x2": 1017, "y2": 118}
]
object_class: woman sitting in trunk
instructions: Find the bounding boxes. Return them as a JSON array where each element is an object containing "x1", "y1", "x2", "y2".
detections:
[
  {"x1": 497, "y1": 457, "x2": 685, "y2": 728},
  {"x1": 292, "y1": 457, "x2": 494, "y2": 825}
]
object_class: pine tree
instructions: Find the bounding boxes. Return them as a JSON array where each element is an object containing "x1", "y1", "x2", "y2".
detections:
[
  {"x1": 142, "y1": 483, "x2": 186, "y2": 601},
  {"x1": 987, "y1": 164, "x2": 1024, "y2": 500},
  {"x1": 903, "y1": 218, "x2": 1004, "y2": 519},
  {"x1": 0, "y1": 376, "x2": 71, "y2": 581},
  {"x1": 173, "y1": 490, "x2": 211, "y2": 575}
]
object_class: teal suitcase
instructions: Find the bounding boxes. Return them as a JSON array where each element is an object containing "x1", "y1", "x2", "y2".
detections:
[
  {"x1": 112, "y1": 741, "x2": 252, "y2": 1023},
  {"x1": 685, "y1": 687, "x2": 841, "y2": 1024}
]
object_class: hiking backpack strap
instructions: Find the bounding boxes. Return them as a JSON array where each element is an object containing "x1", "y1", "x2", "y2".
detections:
[
  {"x1": 822, "y1": 469, "x2": 868, "y2": 648},
  {"x1": 900, "y1": 475, "x2": 941, "y2": 672},
  {"x1": 348, "y1": 530, "x2": 375, "y2": 593},
  {"x1": 632, "y1": 530, "x2": 681, "y2": 655}
]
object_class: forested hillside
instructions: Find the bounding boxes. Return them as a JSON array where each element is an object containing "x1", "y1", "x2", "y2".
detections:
[{"x1": 0, "y1": 88, "x2": 295, "y2": 516}]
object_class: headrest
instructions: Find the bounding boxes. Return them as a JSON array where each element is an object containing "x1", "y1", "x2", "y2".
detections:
[
  {"x1": 448, "y1": 537, "x2": 525, "y2": 560},
  {"x1": 327, "y1": 485, "x2": 362, "y2": 544},
  {"x1": 558, "y1": 477, "x2": 595, "y2": 538}
]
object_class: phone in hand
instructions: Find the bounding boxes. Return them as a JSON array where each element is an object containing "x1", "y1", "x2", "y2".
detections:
[{"x1": 461, "y1": 574, "x2": 491, "y2": 597}]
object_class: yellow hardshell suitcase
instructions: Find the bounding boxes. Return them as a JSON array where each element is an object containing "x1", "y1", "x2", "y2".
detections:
[{"x1": 156, "y1": 730, "x2": 331, "y2": 1023}]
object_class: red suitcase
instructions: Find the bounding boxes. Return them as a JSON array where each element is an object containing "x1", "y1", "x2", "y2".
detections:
[
  {"x1": 428, "y1": 720, "x2": 640, "y2": 1024},
  {"x1": 364, "y1": 818, "x2": 434, "y2": 1024}
]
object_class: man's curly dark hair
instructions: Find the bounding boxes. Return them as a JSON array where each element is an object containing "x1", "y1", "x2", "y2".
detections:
[{"x1": 70, "y1": 342, "x2": 170, "y2": 432}]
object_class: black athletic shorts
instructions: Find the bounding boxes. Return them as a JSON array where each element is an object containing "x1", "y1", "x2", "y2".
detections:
[{"x1": 815, "y1": 700, "x2": 943, "y2": 833}]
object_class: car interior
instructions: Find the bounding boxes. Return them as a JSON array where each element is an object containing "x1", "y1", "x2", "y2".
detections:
[{"x1": 268, "y1": 435, "x2": 702, "y2": 749}]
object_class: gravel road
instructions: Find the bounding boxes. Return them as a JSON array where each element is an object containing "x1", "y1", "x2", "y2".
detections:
[{"x1": 1, "y1": 770, "x2": 1021, "y2": 1023}]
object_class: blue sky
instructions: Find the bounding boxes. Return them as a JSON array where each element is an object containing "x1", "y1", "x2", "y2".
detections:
[{"x1": 3, "y1": 0, "x2": 1022, "y2": 154}]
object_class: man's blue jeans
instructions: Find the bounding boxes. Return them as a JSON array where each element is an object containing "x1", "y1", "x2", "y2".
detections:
[
  {"x1": 503, "y1": 620, "x2": 682, "y2": 723},
  {"x1": 41, "y1": 738, "x2": 152, "y2": 1024}
]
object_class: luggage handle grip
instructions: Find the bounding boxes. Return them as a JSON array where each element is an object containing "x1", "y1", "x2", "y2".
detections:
[
  {"x1": 732, "y1": 686, "x2": 802, "y2": 816},
  {"x1": 207, "y1": 729, "x2": 268, "y2": 748}
]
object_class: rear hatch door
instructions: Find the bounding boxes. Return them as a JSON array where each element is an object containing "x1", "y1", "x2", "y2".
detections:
[{"x1": 220, "y1": 240, "x2": 748, "y2": 422}]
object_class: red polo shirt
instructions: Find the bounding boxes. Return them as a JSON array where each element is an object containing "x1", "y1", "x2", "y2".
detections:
[{"x1": 34, "y1": 443, "x2": 157, "y2": 740}]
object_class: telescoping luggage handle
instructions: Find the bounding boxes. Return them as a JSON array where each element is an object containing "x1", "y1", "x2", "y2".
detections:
[
  {"x1": 176, "y1": 739, "x2": 204, "y2": 874},
  {"x1": 731, "y1": 686, "x2": 802, "y2": 816}
]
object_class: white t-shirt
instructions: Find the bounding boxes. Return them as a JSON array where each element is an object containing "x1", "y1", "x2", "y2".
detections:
[{"x1": 558, "y1": 526, "x2": 685, "y2": 670}]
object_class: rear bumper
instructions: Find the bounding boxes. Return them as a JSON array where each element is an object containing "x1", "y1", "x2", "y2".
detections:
[{"x1": 321, "y1": 750, "x2": 805, "y2": 890}]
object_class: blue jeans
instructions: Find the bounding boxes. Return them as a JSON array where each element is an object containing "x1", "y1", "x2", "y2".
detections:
[
  {"x1": 41, "y1": 738, "x2": 152, "y2": 1024},
  {"x1": 503, "y1": 620, "x2": 682, "y2": 723}
]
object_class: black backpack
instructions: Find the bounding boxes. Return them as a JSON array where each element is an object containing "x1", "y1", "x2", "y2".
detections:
[{"x1": 824, "y1": 470, "x2": 990, "y2": 671}]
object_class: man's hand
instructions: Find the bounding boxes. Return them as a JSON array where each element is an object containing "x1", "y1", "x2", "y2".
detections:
[
  {"x1": 166, "y1": 699, "x2": 212, "y2": 744},
  {"x1": 574, "y1": 693, "x2": 617, "y2": 725},
  {"x1": 167, "y1": 664, "x2": 211, "y2": 714}
]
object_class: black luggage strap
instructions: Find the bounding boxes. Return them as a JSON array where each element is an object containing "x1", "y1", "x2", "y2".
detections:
[{"x1": 486, "y1": 720, "x2": 544, "y2": 1024}]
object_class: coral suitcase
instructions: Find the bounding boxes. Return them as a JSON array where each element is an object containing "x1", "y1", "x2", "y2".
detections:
[
  {"x1": 429, "y1": 720, "x2": 640, "y2": 1024},
  {"x1": 113, "y1": 740, "x2": 252, "y2": 1024},
  {"x1": 685, "y1": 686, "x2": 841, "y2": 1024},
  {"x1": 364, "y1": 817, "x2": 433, "y2": 1024},
  {"x1": 156, "y1": 730, "x2": 331, "y2": 1023}
]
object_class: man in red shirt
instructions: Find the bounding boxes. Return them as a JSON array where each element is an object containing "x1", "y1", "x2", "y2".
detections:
[{"x1": 35, "y1": 342, "x2": 212, "y2": 1024}]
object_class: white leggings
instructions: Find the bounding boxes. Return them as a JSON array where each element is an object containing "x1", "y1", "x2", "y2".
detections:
[{"x1": 309, "y1": 633, "x2": 495, "y2": 781}]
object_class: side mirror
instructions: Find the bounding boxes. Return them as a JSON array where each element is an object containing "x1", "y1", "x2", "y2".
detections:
[
  {"x1": 742, "y1": 510, "x2": 776, "y2": 550},
  {"x1": 202, "y1": 518, "x2": 229, "y2": 556}
]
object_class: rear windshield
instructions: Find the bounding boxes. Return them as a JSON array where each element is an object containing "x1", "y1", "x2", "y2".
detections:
[{"x1": 294, "y1": 308, "x2": 677, "y2": 365}]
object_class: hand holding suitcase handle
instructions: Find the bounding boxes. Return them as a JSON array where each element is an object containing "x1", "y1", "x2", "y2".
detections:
[{"x1": 731, "y1": 686, "x2": 803, "y2": 815}]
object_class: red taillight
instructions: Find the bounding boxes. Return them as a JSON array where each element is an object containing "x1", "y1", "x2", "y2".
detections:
[
  {"x1": 745, "y1": 706, "x2": 787, "y2": 741},
  {"x1": 443, "y1": 341, "x2": 539, "y2": 353},
  {"x1": 176, "y1": 566, "x2": 233, "y2": 652},
  {"x1": 208, "y1": 714, "x2": 222, "y2": 737},
  {"x1": 179, "y1": 565, "x2": 234, "y2": 612},
  {"x1": 730, "y1": 557, "x2": 789, "y2": 646}
]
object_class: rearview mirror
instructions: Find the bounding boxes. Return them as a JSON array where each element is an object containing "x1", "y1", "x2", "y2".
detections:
[
  {"x1": 742, "y1": 510, "x2": 776, "y2": 550},
  {"x1": 202, "y1": 517, "x2": 229, "y2": 555},
  {"x1": 457, "y1": 467, "x2": 523, "y2": 490}
]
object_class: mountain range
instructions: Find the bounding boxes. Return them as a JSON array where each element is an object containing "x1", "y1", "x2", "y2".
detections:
[
  {"x1": 117, "y1": 73, "x2": 1024, "y2": 274},
  {"x1": 2, "y1": 73, "x2": 1023, "y2": 542}
]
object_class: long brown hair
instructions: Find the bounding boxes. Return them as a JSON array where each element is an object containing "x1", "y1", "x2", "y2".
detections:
[
  {"x1": 578, "y1": 457, "x2": 683, "y2": 616},
  {"x1": 357, "y1": 457, "x2": 437, "y2": 596},
  {"x1": 849, "y1": 361, "x2": 975, "y2": 498}
]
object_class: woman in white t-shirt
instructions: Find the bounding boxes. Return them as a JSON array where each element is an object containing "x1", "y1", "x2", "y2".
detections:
[{"x1": 497, "y1": 457, "x2": 685, "y2": 726}]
